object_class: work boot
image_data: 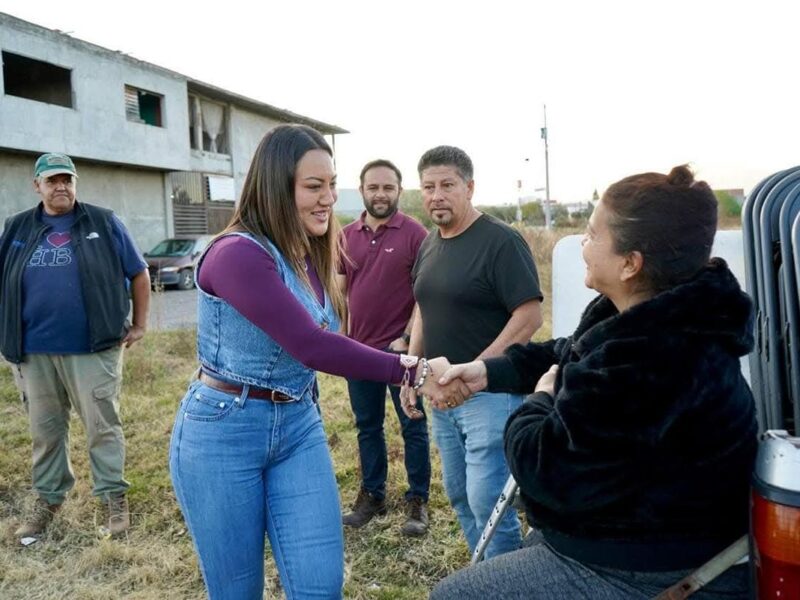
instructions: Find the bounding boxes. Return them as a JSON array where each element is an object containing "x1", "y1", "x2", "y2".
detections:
[
  {"x1": 342, "y1": 488, "x2": 386, "y2": 528},
  {"x1": 107, "y1": 493, "x2": 130, "y2": 536},
  {"x1": 15, "y1": 497, "x2": 62, "y2": 538},
  {"x1": 400, "y1": 496, "x2": 429, "y2": 537}
]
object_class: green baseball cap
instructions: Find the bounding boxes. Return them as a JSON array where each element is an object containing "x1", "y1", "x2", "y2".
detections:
[{"x1": 34, "y1": 153, "x2": 78, "y2": 179}]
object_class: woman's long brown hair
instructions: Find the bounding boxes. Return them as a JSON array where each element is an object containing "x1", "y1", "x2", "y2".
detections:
[{"x1": 222, "y1": 124, "x2": 346, "y2": 321}]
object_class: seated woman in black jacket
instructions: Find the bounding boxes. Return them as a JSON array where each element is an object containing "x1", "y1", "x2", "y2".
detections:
[{"x1": 429, "y1": 165, "x2": 757, "y2": 599}]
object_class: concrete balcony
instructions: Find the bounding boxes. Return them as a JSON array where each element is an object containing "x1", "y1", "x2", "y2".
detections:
[{"x1": 189, "y1": 149, "x2": 232, "y2": 176}]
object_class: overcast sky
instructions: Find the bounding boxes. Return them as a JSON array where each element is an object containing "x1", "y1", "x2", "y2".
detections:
[{"x1": 3, "y1": 0, "x2": 799, "y2": 205}]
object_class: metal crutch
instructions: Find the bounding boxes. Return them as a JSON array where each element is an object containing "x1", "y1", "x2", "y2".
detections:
[{"x1": 470, "y1": 474, "x2": 519, "y2": 564}]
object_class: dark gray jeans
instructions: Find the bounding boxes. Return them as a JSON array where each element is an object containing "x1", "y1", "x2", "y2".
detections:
[{"x1": 430, "y1": 536, "x2": 749, "y2": 599}]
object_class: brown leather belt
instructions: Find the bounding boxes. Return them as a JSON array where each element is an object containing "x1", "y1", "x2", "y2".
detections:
[{"x1": 198, "y1": 372, "x2": 295, "y2": 403}]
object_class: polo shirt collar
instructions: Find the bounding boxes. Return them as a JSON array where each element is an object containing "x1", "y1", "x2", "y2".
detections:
[{"x1": 357, "y1": 210, "x2": 404, "y2": 231}]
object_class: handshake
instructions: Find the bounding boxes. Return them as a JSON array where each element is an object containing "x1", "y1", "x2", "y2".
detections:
[{"x1": 399, "y1": 357, "x2": 489, "y2": 420}]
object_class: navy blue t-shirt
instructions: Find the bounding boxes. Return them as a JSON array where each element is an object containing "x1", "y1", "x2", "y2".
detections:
[{"x1": 21, "y1": 209, "x2": 146, "y2": 354}]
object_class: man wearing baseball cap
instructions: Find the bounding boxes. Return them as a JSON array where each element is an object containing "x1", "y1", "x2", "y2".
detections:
[{"x1": 0, "y1": 152, "x2": 151, "y2": 539}]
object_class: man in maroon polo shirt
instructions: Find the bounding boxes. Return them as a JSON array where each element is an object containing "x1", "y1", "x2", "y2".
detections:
[{"x1": 337, "y1": 159, "x2": 431, "y2": 536}]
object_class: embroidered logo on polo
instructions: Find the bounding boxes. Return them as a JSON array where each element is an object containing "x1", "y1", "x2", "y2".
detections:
[
  {"x1": 384, "y1": 248, "x2": 395, "y2": 253},
  {"x1": 28, "y1": 231, "x2": 73, "y2": 267}
]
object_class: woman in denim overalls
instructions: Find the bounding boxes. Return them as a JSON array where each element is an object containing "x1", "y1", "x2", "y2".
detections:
[{"x1": 169, "y1": 124, "x2": 464, "y2": 599}]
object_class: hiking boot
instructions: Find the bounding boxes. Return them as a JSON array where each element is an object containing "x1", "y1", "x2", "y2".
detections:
[
  {"x1": 342, "y1": 488, "x2": 386, "y2": 528},
  {"x1": 401, "y1": 496, "x2": 429, "y2": 537},
  {"x1": 15, "y1": 497, "x2": 62, "y2": 538},
  {"x1": 107, "y1": 494, "x2": 130, "y2": 536}
]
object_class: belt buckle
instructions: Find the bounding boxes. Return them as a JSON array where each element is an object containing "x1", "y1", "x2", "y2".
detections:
[{"x1": 270, "y1": 389, "x2": 291, "y2": 403}]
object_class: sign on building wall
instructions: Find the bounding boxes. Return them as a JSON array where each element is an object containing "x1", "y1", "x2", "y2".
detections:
[{"x1": 207, "y1": 175, "x2": 235, "y2": 202}]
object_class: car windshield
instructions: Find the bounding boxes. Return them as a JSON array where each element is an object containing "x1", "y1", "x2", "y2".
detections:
[{"x1": 147, "y1": 239, "x2": 195, "y2": 257}]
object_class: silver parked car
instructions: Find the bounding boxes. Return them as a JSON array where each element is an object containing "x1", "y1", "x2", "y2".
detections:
[{"x1": 144, "y1": 235, "x2": 214, "y2": 290}]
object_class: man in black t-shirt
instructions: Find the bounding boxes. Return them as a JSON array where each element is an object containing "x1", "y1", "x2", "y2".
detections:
[{"x1": 407, "y1": 145, "x2": 543, "y2": 558}]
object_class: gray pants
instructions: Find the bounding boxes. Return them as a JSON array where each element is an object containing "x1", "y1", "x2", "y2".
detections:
[
  {"x1": 430, "y1": 535, "x2": 749, "y2": 599},
  {"x1": 13, "y1": 349, "x2": 129, "y2": 505}
]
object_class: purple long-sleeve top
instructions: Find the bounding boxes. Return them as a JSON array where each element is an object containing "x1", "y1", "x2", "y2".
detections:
[{"x1": 197, "y1": 235, "x2": 410, "y2": 384}]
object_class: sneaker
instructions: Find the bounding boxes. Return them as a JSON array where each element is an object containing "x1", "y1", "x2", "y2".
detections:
[
  {"x1": 107, "y1": 494, "x2": 130, "y2": 536},
  {"x1": 400, "y1": 496, "x2": 428, "y2": 537},
  {"x1": 342, "y1": 488, "x2": 386, "y2": 528},
  {"x1": 15, "y1": 497, "x2": 62, "y2": 538}
]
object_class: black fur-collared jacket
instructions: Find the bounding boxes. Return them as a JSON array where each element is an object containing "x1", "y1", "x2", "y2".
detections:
[{"x1": 484, "y1": 258, "x2": 758, "y2": 571}]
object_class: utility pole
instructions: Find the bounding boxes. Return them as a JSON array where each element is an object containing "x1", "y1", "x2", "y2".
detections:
[
  {"x1": 541, "y1": 104, "x2": 552, "y2": 230},
  {"x1": 516, "y1": 157, "x2": 531, "y2": 224}
]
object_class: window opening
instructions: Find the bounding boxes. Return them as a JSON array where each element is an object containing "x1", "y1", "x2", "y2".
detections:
[
  {"x1": 2, "y1": 51, "x2": 73, "y2": 107},
  {"x1": 125, "y1": 85, "x2": 163, "y2": 126}
]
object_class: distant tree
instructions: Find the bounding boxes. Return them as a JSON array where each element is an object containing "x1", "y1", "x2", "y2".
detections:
[
  {"x1": 336, "y1": 214, "x2": 355, "y2": 227},
  {"x1": 714, "y1": 190, "x2": 743, "y2": 229},
  {"x1": 714, "y1": 190, "x2": 742, "y2": 219},
  {"x1": 552, "y1": 204, "x2": 571, "y2": 228},
  {"x1": 571, "y1": 203, "x2": 594, "y2": 225},
  {"x1": 521, "y1": 202, "x2": 544, "y2": 226},
  {"x1": 592, "y1": 189, "x2": 599, "y2": 201},
  {"x1": 478, "y1": 204, "x2": 517, "y2": 223},
  {"x1": 399, "y1": 189, "x2": 433, "y2": 228}
]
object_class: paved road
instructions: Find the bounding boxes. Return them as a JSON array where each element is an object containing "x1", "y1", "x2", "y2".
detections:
[{"x1": 148, "y1": 288, "x2": 197, "y2": 331}]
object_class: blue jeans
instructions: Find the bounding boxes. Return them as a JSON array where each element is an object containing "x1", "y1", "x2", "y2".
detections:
[
  {"x1": 346, "y1": 378, "x2": 430, "y2": 501},
  {"x1": 431, "y1": 391, "x2": 523, "y2": 559},
  {"x1": 169, "y1": 381, "x2": 343, "y2": 599}
]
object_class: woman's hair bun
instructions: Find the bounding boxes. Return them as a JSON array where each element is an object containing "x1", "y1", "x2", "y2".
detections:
[
  {"x1": 603, "y1": 164, "x2": 717, "y2": 292},
  {"x1": 666, "y1": 164, "x2": 694, "y2": 187}
]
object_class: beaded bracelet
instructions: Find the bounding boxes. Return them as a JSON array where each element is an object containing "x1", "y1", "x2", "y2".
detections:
[
  {"x1": 399, "y1": 354, "x2": 419, "y2": 389},
  {"x1": 412, "y1": 358, "x2": 430, "y2": 391}
]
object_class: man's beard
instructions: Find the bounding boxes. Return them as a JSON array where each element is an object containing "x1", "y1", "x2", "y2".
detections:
[
  {"x1": 365, "y1": 200, "x2": 398, "y2": 219},
  {"x1": 429, "y1": 208, "x2": 452, "y2": 226}
]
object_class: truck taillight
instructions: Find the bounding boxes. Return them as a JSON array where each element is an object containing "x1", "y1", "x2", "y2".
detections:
[{"x1": 751, "y1": 431, "x2": 800, "y2": 599}]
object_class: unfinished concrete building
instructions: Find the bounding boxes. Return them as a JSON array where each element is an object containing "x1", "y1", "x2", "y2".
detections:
[{"x1": 0, "y1": 12, "x2": 346, "y2": 251}]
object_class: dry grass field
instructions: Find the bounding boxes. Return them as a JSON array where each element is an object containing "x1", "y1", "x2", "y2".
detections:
[{"x1": 0, "y1": 225, "x2": 613, "y2": 598}]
